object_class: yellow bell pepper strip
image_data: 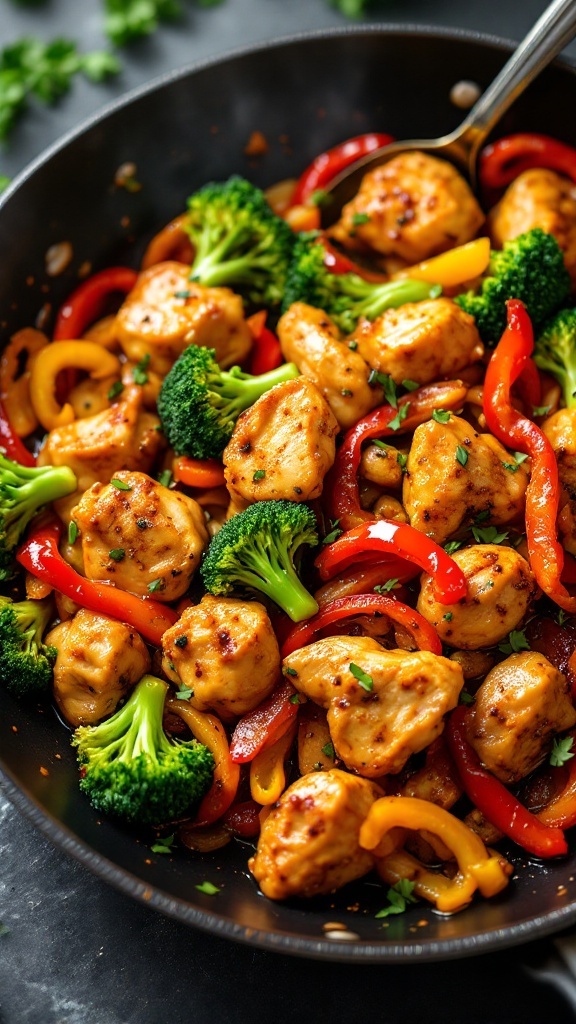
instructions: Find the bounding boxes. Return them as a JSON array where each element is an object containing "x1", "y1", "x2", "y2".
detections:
[
  {"x1": 0, "y1": 328, "x2": 47, "y2": 437},
  {"x1": 29, "y1": 341, "x2": 121, "y2": 431},
  {"x1": 297, "y1": 702, "x2": 333, "y2": 775},
  {"x1": 166, "y1": 697, "x2": 240, "y2": 826},
  {"x1": 392, "y1": 238, "x2": 491, "y2": 288},
  {"x1": 359, "y1": 796, "x2": 511, "y2": 913},
  {"x1": 250, "y1": 720, "x2": 297, "y2": 806},
  {"x1": 377, "y1": 846, "x2": 512, "y2": 912}
]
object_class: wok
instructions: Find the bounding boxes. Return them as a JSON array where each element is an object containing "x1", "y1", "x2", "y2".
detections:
[{"x1": 1, "y1": 26, "x2": 575, "y2": 962}]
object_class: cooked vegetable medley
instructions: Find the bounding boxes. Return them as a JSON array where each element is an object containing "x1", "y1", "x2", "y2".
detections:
[{"x1": 7, "y1": 129, "x2": 576, "y2": 917}]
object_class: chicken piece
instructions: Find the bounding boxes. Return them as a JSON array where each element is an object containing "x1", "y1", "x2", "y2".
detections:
[
  {"x1": 47, "y1": 609, "x2": 150, "y2": 727},
  {"x1": 330, "y1": 152, "x2": 484, "y2": 263},
  {"x1": 37, "y1": 386, "x2": 164, "y2": 504},
  {"x1": 223, "y1": 378, "x2": 338, "y2": 505},
  {"x1": 161, "y1": 595, "x2": 280, "y2": 716},
  {"x1": 68, "y1": 376, "x2": 117, "y2": 419},
  {"x1": 114, "y1": 261, "x2": 252, "y2": 375},
  {"x1": 488, "y1": 169, "x2": 576, "y2": 285},
  {"x1": 403, "y1": 414, "x2": 529, "y2": 544},
  {"x1": 351, "y1": 298, "x2": 484, "y2": 387},
  {"x1": 72, "y1": 470, "x2": 208, "y2": 602},
  {"x1": 283, "y1": 636, "x2": 463, "y2": 777},
  {"x1": 542, "y1": 407, "x2": 576, "y2": 498},
  {"x1": 248, "y1": 769, "x2": 383, "y2": 900},
  {"x1": 360, "y1": 442, "x2": 404, "y2": 490},
  {"x1": 465, "y1": 652, "x2": 576, "y2": 783},
  {"x1": 277, "y1": 302, "x2": 381, "y2": 429},
  {"x1": 417, "y1": 544, "x2": 537, "y2": 650}
]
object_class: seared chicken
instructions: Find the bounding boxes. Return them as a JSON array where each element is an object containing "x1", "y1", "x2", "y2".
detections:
[
  {"x1": 223, "y1": 377, "x2": 338, "y2": 505},
  {"x1": 331, "y1": 152, "x2": 484, "y2": 263},
  {"x1": 403, "y1": 414, "x2": 529, "y2": 544},
  {"x1": 277, "y1": 302, "x2": 382, "y2": 429},
  {"x1": 283, "y1": 636, "x2": 463, "y2": 777},
  {"x1": 360, "y1": 442, "x2": 404, "y2": 490},
  {"x1": 466, "y1": 651, "x2": 576, "y2": 782},
  {"x1": 488, "y1": 168, "x2": 576, "y2": 285},
  {"x1": 47, "y1": 609, "x2": 150, "y2": 727},
  {"x1": 248, "y1": 769, "x2": 383, "y2": 900},
  {"x1": 352, "y1": 298, "x2": 483, "y2": 386},
  {"x1": 417, "y1": 544, "x2": 537, "y2": 650},
  {"x1": 72, "y1": 470, "x2": 208, "y2": 602},
  {"x1": 114, "y1": 261, "x2": 252, "y2": 374},
  {"x1": 161, "y1": 595, "x2": 280, "y2": 716}
]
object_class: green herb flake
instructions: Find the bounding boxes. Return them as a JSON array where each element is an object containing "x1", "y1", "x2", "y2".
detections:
[
  {"x1": 388, "y1": 403, "x2": 409, "y2": 432},
  {"x1": 158, "y1": 469, "x2": 173, "y2": 488},
  {"x1": 174, "y1": 289, "x2": 190, "y2": 299},
  {"x1": 372, "y1": 439, "x2": 390, "y2": 451},
  {"x1": 472, "y1": 525, "x2": 509, "y2": 545},
  {"x1": 352, "y1": 212, "x2": 370, "y2": 226},
  {"x1": 459, "y1": 691, "x2": 474, "y2": 706},
  {"x1": 375, "y1": 878, "x2": 417, "y2": 919},
  {"x1": 174, "y1": 635, "x2": 188, "y2": 648},
  {"x1": 402, "y1": 380, "x2": 419, "y2": 392},
  {"x1": 253, "y1": 470, "x2": 266, "y2": 481},
  {"x1": 374, "y1": 579, "x2": 399, "y2": 594},
  {"x1": 514, "y1": 452, "x2": 529, "y2": 465},
  {"x1": 368, "y1": 370, "x2": 398, "y2": 408},
  {"x1": 289, "y1": 692, "x2": 301, "y2": 704},
  {"x1": 533, "y1": 405, "x2": 551, "y2": 418},
  {"x1": 397, "y1": 453, "x2": 408, "y2": 472},
  {"x1": 443, "y1": 540, "x2": 462, "y2": 555},
  {"x1": 443, "y1": 612, "x2": 453, "y2": 622},
  {"x1": 341, "y1": 388, "x2": 353, "y2": 397},
  {"x1": 455, "y1": 445, "x2": 469, "y2": 467},
  {"x1": 502, "y1": 461, "x2": 519, "y2": 473},
  {"x1": 68, "y1": 520, "x2": 78, "y2": 545},
  {"x1": 323, "y1": 519, "x2": 343, "y2": 545},
  {"x1": 321, "y1": 742, "x2": 335, "y2": 759},
  {"x1": 133, "y1": 353, "x2": 151, "y2": 385},
  {"x1": 284, "y1": 667, "x2": 298, "y2": 677},
  {"x1": 309, "y1": 189, "x2": 332, "y2": 207},
  {"x1": 550, "y1": 736, "x2": 575, "y2": 768},
  {"x1": 107, "y1": 380, "x2": 124, "y2": 401},
  {"x1": 108, "y1": 548, "x2": 125, "y2": 562},
  {"x1": 348, "y1": 340, "x2": 358, "y2": 351},
  {"x1": 558, "y1": 609, "x2": 569, "y2": 627},
  {"x1": 432, "y1": 408, "x2": 451, "y2": 424},
  {"x1": 349, "y1": 662, "x2": 374, "y2": 692},
  {"x1": 151, "y1": 833, "x2": 176, "y2": 855},
  {"x1": 195, "y1": 881, "x2": 220, "y2": 896},
  {"x1": 498, "y1": 629, "x2": 530, "y2": 655},
  {"x1": 148, "y1": 578, "x2": 164, "y2": 593},
  {"x1": 111, "y1": 478, "x2": 132, "y2": 491},
  {"x1": 176, "y1": 684, "x2": 194, "y2": 700}
]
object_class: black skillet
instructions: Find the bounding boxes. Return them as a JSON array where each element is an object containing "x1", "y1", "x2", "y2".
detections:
[{"x1": 1, "y1": 26, "x2": 576, "y2": 962}]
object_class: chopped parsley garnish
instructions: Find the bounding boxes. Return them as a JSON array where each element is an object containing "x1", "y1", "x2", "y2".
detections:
[
  {"x1": 471, "y1": 525, "x2": 509, "y2": 545},
  {"x1": 375, "y1": 878, "x2": 417, "y2": 918},
  {"x1": 349, "y1": 662, "x2": 374, "y2": 692},
  {"x1": 321, "y1": 742, "x2": 335, "y2": 759},
  {"x1": 455, "y1": 445, "x2": 469, "y2": 467},
  {"x1": 284, "y1": 667, "x2": 297, "y2": 677},
  {"x1": 348, "y1": 340, "x2": 358, "y2": 351},
  {"x1": 309, "y1": 188, "x2": 332, "y2": 207},
  {"x1": 459, "y1": 690, "x2": 474, "y2": 706},
  {"x1": 174, "y1": 635, "x2": 188, "y2": 648},
  {"x1": 68, "y1": 520, "x2": 78, "y2": 545},
  {"x1": 289, "y1": 692, "x2": 301, "y2": 704},
  {"x1": 432, "y1": 409, "x2": 451, "y2": 424},
  {"x1": 111, "y1": 478, "x2": 132, "y2": 491},
  {"x1": 372, "y1": 439, "x2": 390, "y2": 450},
  {"x1": 374, "y1": 578, "x2": 399, "y2": 594},
  {"x1": 443, "y1": 540, "x2": 463, "y2": 555},
  {"x1": 533, "y1": 405, "x2": 551, "y2": 418},
  {"x1": 195, "y1": 880, "x2": 220, "y2": 896},
  {"x1": 176, "y1": 684, "x2": 194, "y2": 700},
  {"x1": 498, "y1": 629, "x2": 530, "y2": 655},
  {"x1": 443, "y1": 612, "x2": 453, "y2": 622},
  {"x1": 352, "y1": 212, "x2": 370, "y2": 226},
  {"x1": 513, "y1": 452, "x2": 529, "y2": 465},
  {"x1": 108, "y1": 548, "x2": 125, "y2": 562},
  {"x1": 558, "y1": 609, "x2": 569, "y2": 627},
  {"x1": 157, "y1": 469, "x2": 173, "y2": 488},
  {"x1": 108, "y1": 380, "x2": 124, "y2": 401},
  {"x1": 368, "y1": 370, "x2": 397, "y2": 408},
  {"x1": 148, "y1": 578, "x2": 164, "y2": 593},
  {"x1": 396, "y1": 453, "x2": 408, "y2": 472},
  {"x1": 550, "y1": 736, "x2": 575, "y2": 768},
  {"x1": 174, "y1": 289, "x2": 191, "y2": 299},
  {"x1": 151, "y1": 833, "x2": 176, "y2": 855},
  {"x1": 341, "y1": 388, "x2": 353, "y2": 397},
  {"x1": 388, "y1": 403, "x2": 409, "y2": 432},
  {"x1": 133, "y1": 353, "x2": 151, "y2": 385},
  {"x1": 253, "y1": 469, "x2": 266, "y2": 481},
  {"x1": 402, "y1": 379, "x2": 419, "y2": 392},
  {"x1": 323, "y1": 519, "x2": 343, "y2": 545}
]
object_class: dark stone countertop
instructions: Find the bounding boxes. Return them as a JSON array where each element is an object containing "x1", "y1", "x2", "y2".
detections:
[{"x1": 2, "y1": 2, "x2": 576, "y2": 1021}]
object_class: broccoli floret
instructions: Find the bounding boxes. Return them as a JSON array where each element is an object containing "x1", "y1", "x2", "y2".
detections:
[
  {"x1": 157, "y1": 344, "x2": 299, "y2": 459},
  {"x1": 534, "y1": 308, "x2": 576, "y2": 408},
  {"x1": 201, "y1": 499, "x2": 319, "y2": 622},
  {"x1": 185, "y1": 175, "x2": 295, "y2": 308},
  {"x1": 73, "y1": 675, "x2": 214, "y2": 826},
  {"x1": 0, "y1": 596, "x2": 56, "y2": 699},
  {"x1": 282, "y1": 232, "x2": 442, "y2": 333},
  {"x1": 0, "y1": 454, "x2": 76, "y2": 579},
  {"x1": 455, "y1": 228, "x2": 571, "y2": 346}
]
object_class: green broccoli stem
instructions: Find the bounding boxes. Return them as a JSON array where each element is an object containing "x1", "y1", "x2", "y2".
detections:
[
  {"x1": 2, "y1": 463, "x2": 77, "y2": 547},
  {"x1": 190, "y1": 220, "x2": 256, "y2": 283},
  {"x1": 341, "y1": 276, "x2": 440, "y2": 321},
  {"x1": 231, "y1": 538, "x2": 319, "y2": 622},
  {"x1": 128, "y1": 675, "x2": 174, "y2": 763},
  {"x1": 191, "y1": 254, "x2": 271, "y2": 288},
  {"x1": 13, "y1": 598, "x2": 53, "y2": 654},
  {"x1": 534, "y1": 352, "x2": 576, "y2": 409},
  {"x1": 212, "y1": 362, "x2": 300, "y2": 417}
]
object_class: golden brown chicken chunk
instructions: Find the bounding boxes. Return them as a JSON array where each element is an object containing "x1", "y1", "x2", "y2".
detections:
[
  {"x1": 465, "y1": 652, "x2": 576, "y2": 783},
  {"x1": 352, "y1": 298, "x2": 483, "y2": 387},
  {"x1": 161, "y1": 595, "x2": 280, "y2": 716},
  {"x1": 403, "y1": 414, "x2": 529, "y2": 544},
  {"x1": 417, "y1": 544, "x2": 537, "y2": 650},
  {"x1": 283, "y1": 636, "x2": 463, "y2": 777},
  {"x1": 72, "y1": 470, "x2": 208, "y2": 602},
  {"x1": 223, "y1": 378, "x2": 338, "y2": 505},
  {"x1": 248, "y1": 769, "x2": 383, "y2": 900},
  {"x1": 114, "y1": 261, "x2": 252, "y2": 375},
  {"x1": 360, "y1": 442, "x2": 404, "y2": 490},
  {"x1": 277, "y1": 302, "x2": 382, "y2": 429},
  {"x1": 542, "y1": 407, "x2": 576, "y2": 498},
  {"x1": 488, "y1": 169, "x2": 576, "y2": 285},
  {"x1": 47, "y1": 609, "x2": 150, "y2": 727},
  {"x1": 37, "y1": 387, "x2": 164, "y2": 509},
  {"x1": 331, "y1": 152, "x2": 484, "y2": 263}
]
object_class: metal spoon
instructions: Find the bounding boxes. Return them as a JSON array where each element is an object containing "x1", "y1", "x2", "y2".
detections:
[{"x1": 324, "y1": 0, "x2": 576, "y2": 220}]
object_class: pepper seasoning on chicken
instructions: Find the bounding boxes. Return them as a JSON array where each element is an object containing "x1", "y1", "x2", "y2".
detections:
[
  {"x1": 283, "y1": 636, "x2": 464, "y2": 777},
  {"x1": 161, "y1": 594, "x2": 280, "y2": 717},
  {"x1": 72, "y1": 470, "x2": 208, "y2": 602}
]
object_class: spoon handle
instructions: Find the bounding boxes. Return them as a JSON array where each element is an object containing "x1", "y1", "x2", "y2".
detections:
[{"x1": 457, "y1": 0, "x2": 576, "y2": 152}]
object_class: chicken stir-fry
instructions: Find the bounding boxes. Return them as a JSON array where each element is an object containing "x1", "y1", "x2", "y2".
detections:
[{"x1": 6, "y1": 131, "x2": 576, "y2": 918}]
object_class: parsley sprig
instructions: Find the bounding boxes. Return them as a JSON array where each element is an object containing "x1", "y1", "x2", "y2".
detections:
[
  {"x1": 375, "y1": 878, "x2": 417, "y2": 918},
  {"x1": 550, "y1": 736, "x2": 575, "y2": 767}
]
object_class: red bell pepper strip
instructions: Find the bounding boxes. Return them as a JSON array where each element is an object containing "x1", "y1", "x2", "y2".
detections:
[
  {"x1": 537, "y1": 733, "x2": 576, "y2": 830},
  {"x1": 229, "y1": 679, "x2": 298, "y2": 764},
  {"x1": 54, "y1": 267, "x2": 138, "y2": 340},
  {"x1": 173, "y1": 456, "x2": 226, "y2": 489},
  {"x1": 16, "y1": 519, "x2": 177, "y2": 645},
  {"x1": 222, "y1": 799, "x2": 262, "y2": 837},
  {"x1": 323, "y1": 381, "x2": 468, "y2": 532},
  {"x1": 246, "y1": 311, "x2": 283, "y2": 375},
  {"x1": 483, "y1": 299, "x2": 576, "y2": 613},
  {"x1": 291, "y1": 133, "x2": 395, "y2": 206},
  {"x1": 515, "y1": 357, "x2": 542, "y2": 413},
  {"x1": 281, "y1": 593, "x2": 442, "y2": 658},
  {"x1": 446, "y1": 705, "x2": 568, "y2": 859},
  {"x1": 0, "y1": 399, "x2": 36, "y2": 466},
  {"x1": 315, "y1": 519, "x2": 467, "y2": 606},
  {"x1": 319, "y1": 235, "x2": 389, "y2": 283},
  {"x1": 480, "y1": 133, "x2": 576, "y2": 192}
]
